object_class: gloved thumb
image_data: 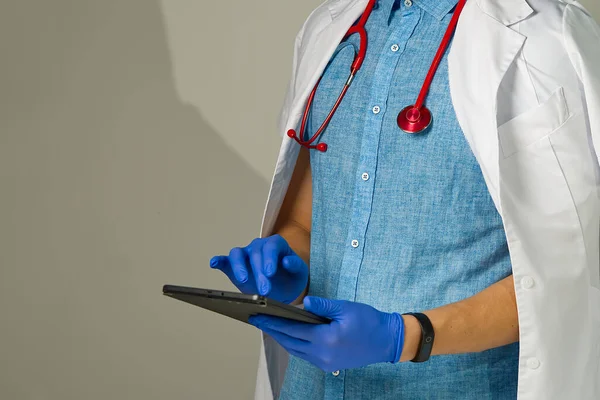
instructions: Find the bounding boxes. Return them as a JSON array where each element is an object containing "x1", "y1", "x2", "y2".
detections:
[{"x1": 304, "y1": 296, "x2": 344, "y2": 318}]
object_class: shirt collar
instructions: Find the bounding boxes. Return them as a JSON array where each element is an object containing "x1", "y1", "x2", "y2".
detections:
[{"x1": 380, "y1": 0, "x2": 459, "y2": 23}]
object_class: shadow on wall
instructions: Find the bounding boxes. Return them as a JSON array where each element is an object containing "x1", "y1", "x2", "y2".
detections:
[{"x1": 0, "y1": 1, "x2": 269, "y2": 399}]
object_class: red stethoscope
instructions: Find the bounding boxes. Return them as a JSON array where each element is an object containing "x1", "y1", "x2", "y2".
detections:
[{"x1": 287, "y1": 0, "x2": 467, "y2": 152}]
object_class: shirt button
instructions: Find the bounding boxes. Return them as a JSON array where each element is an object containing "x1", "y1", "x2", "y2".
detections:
[
  {"x1": 372, "y1": 105, "x2": 381, "y2": 114},
  {"x1": 391, "y1": 44, "x2": 400, "y2": 52},
  {"x1": 404, "y1": 0, "x2": 413, "y2": 7},
  {"x1": 332, "y1": 370, "x2": 340, "y2": 377},
  {"x1": 521, "y1": 276, "x2": 535, "y2": 290},
  {"x1": 526, "y1": 357, "x2": 541, "y2": 370},
  {"x1": 351, "y1": 240, "x2": 359, "y2": 248},
  {"x1": 361, "y1": 172, "x2": 370, "y2": 181}
]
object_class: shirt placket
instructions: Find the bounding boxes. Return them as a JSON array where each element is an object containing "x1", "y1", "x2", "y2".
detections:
[{"x1": 324, "y1": 5, "x2": 422, "y2": 400}]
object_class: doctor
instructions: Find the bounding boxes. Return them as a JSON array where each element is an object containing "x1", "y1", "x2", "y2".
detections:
[{"x1": 210, "y1": 0, "x2": 600, "y2": 398}]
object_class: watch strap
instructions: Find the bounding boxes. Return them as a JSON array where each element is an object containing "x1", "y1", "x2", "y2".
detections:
[{"x1": 403, "y1": 312, "x2": 435, "y2": 363}]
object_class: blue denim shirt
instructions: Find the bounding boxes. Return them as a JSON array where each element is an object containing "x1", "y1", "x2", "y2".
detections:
[{"x1": 279, "y1": 0, "x2": 519, "y2": 398}]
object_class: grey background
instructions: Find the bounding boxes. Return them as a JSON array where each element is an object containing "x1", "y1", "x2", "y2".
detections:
[{"x1": 0, "y1": 1, "x2": 598, "y2": 399}]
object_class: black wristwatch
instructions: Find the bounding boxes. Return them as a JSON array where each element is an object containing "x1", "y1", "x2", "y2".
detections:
[{"x1": 403, "y1": 312, "x2": 435, "y2": 363}]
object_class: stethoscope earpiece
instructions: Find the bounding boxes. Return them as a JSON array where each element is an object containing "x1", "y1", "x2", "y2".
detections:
[
  {"x1": 288, "y1": 129, "x2": 329, "y2": 152},
  {"x1": 316, "y1": 143, "x2": 328, "y2": 152}
]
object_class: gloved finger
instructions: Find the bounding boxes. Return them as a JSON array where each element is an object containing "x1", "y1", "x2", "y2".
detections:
[
  {"x1": 209, "y1": 255, "x2": 238, "y2": 282},
  {"x1": 247, "y1": 241, "x2": 270, "y2": 296},
  {"x1": 259, "y1": 327, "x2": 326, "y2": 370},
  {"x1": 262, "y1": 235, "x2": 290, "y2": 278},
  {"x1": 304, "y1": 296, "x2": 345, "y2": 319},
  {"x1": 259, "y1": 326, "x2": 310, "y2": 355},
  {"x1": 228, "y1": 247, "x2": 250, "y2": 284},
  {"x1": 281, "y1": 255, "x2": 306, "y2": 275},
  {"x1": 250, "y1": 315, "x2": 314, "y2": 342},
  {"x1": 209, "y1": 255, "x2": 227, "y2": 270}
]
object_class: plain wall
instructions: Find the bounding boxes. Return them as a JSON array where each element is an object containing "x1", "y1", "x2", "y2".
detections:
[
  {"x1": 591, "y1": 2, "x2": 599, "y2": 16},
  {"x1": 0, "y1": 1, "x2": 598, "y2": 399}
]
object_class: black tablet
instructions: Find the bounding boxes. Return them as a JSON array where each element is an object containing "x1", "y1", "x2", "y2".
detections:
[{"x1": 163, "y1": 285, "x2": 330, "y2": 325}]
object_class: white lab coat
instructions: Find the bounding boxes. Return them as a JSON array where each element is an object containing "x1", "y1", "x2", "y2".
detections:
[{"x1": 254, "y1": 0, "x2": 600, "y2": 398}]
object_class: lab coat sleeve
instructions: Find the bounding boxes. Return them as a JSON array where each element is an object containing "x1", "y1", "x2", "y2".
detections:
[
  {"x1": 563, "y1": 2, "x2": 600, "y2": 286},
  {"x1": 563, "y1": 2, "x2": 600, "y2": 167}
]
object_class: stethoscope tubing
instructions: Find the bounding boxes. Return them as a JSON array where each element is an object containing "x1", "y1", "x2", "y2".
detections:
[{"x1": 288, "y1": 0, "x2": 467, "y2": 151}]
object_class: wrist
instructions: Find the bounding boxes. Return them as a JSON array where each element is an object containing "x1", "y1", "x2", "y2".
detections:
[
  {"x1": 385, "y1": 312, "x2": 405, "y2": 363},
  {"x1": 399, "y1": 314, "x2": 421, "y2": 362}
]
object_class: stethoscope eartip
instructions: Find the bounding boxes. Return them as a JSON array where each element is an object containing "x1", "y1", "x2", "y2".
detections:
[{"x1": 316, "y1": 143, "x2": 328, "y2": 152}]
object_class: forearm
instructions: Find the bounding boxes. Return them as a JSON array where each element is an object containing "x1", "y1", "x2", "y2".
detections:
[
  {"x1": 400, "y1": 275, "x2": 519, "y2": 362},
  {"x1": 274, "y1": 222, "x2": 311, "y2": 304}
]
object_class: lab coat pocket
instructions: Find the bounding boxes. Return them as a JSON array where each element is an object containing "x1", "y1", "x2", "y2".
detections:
[{"x1": 498, "y1": 87, "x2": 571, "y2": 159}]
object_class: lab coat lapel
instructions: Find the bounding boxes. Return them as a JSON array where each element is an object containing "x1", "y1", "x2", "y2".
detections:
[
  {"x1": 447, "y1": 0, "x2": 533, "y2": 214},
  {"x1": 287, "y1": 0, "x2": 369, "y2": 124}
]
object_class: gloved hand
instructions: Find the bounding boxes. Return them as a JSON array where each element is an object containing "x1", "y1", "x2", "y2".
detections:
[
  {"x1": 248, "y1": 296, "x2": 405, "y2": 372},
  {"x1": 209, "y1": 235, "x2": 309, "y2": 304}
]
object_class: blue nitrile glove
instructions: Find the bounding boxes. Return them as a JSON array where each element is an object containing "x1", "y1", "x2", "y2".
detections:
[
  {"x1": 209, "y1": 235, "x2": 309, "y2": 304},
  {"x1": 248, "y1": 296, "x2": 405, "y2": 372}
]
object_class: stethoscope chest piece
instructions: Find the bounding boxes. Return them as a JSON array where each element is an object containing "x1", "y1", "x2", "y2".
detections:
[{"x1": 397, "y1": 105, "x2": 432, "y2": 134}]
